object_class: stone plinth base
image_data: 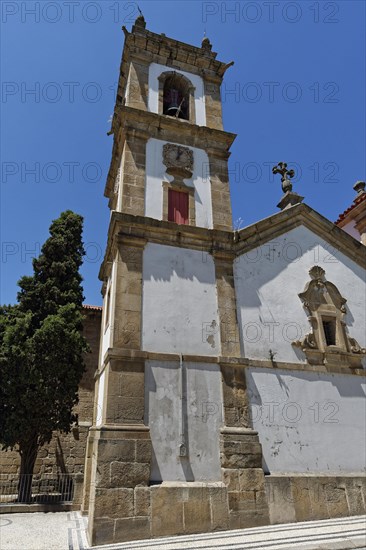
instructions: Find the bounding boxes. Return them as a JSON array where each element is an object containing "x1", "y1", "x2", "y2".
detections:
[
  {"x1": 151, "y1": 482, "x2": 228, "y2": 537},
  {"x1": 220, "y1": 426, "x2": 270, "y2": 529},
  {"x1": 88, "y1": 479, "x2": 229, "y2": 546},
  {"x1": 87, "y1": 425, "x2": 152, "y2": 546},
  {"x1": 265, "y1": 474, "x2": 366, "y2": 524}
]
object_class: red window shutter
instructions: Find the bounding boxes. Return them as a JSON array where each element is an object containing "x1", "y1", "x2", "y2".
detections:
[{"x1": 168, "y1": 189, "x2": 188, "y2": 225}]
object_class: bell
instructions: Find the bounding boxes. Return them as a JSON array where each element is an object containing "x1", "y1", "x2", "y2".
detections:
[{"x1": 164, "y1": 88, "x2": 183, "y2": 117}]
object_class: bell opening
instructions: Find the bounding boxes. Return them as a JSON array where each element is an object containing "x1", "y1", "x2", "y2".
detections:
[{"x1": 163, "y1": 78, "x2": 189, "y2": 120}]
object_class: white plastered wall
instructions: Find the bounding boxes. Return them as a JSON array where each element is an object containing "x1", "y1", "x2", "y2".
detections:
[
  {"x1": 142, "y1": 243, "x2": 220, "y2": 356},
  {"x1": 95, "y1": 369, "x2": 106, "y2": 427},
  {"x1": 145, "y1": 360, "x2": 223, "y2": 482},
  {"x1": 246, "y1": 367, "x2": 366, "y2": 474},
  {"x1": 234, "y1": 225, "x2": 366, "y2": 365},
  {"x1": 145, "y1": 138, "x2": 213, "y2": 229},
  {"x1": 340, "y1": 220, "x2": 360, "y2": 241},
  {"x1": 148, "y1": 62, "x2": 206, "y2": 126},
  {"x1": 100, "y1": 259, "x2": 116, "y2": 364}
]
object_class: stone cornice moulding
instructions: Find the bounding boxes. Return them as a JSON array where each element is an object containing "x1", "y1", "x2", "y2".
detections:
[
  {"x1": 88, "y1": 424, "x2": 150, "y2": 434},
  {"x1": 116, "y1": 234, "x2": 148, "y2": 249},
  {"x1": 124, "y1": 25, "x2": 230, "y2": 69},
  {"x1": 105, "y1": 107, "x2": 236, "y2": 199},
  {"x1": 117, "y1": 106, "x2": 237, "y2": 147},
  {"x1": 98, "y1": 347, "x2": 366, "y2": 377},
  {"x1": 99, "y1": 212, "x2": 235, "y2": 279},
  {"x1": 235, "y1": 203, "x2": 366, "y2": 269},
  {"x1": 99, "y1": 206, "x2": 366, "y2": 280}
]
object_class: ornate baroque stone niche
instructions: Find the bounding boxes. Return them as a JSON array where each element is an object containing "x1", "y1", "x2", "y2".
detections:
[{"x1": 293, "y1": 266, "x2": 366, "y2": 368}]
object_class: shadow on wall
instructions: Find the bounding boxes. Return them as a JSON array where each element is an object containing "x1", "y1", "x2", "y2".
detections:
[
  {"x1": 143, "y1": 242, "x2": 217, "y2": 284},
  {"x1": 246, "y1": 368, "x2": 366, "y2": 407},
  {"x1": 145, "y1": 361, "x2": 223, "y2": 483},
  {"x1": 234, "y1": 227, "x2": 365, "y2": 309},
  {"x1": 234, "y1": 226, "x2": 365, "y2": 359}
]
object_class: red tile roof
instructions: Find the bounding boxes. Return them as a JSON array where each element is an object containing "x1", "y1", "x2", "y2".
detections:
[
  {"x1": 82, "y1": 304, "x2": 103, "y2": 312},
  {"x1": 335, "y1": 193, "x2": 366, "y2": 225}
]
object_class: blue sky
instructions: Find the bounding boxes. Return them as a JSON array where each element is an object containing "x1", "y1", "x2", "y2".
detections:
[{"x1": 1, "y1": 0, "x2": 365, "y2": 306}]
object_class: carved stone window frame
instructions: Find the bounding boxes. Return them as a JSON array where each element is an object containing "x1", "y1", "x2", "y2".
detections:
[
  {"x1": 158, "y1": 71, "x2": 196, "y2": 123},
  {"x1": 162, "y1": 180, "x2": 195, "y2": 226},
  {"x1": 293, "y1": 266, "x2": 366, "y2": 368}
]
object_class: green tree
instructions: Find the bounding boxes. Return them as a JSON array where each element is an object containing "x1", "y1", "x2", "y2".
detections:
[{"x1": 0, "y1": 211, "x2": 89, "y2": 502}]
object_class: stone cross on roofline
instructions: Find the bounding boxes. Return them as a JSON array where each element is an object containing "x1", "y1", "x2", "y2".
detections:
[
  {"x1": 272, "y1": 161, "x2": 304, "y2": 211},
  {"x1": 272, "y1": 161, "x2": 295, "y2": 193}
]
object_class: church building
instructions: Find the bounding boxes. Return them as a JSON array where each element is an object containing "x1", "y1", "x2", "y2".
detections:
[{"x1": 83, "y1": 15, "x2": 366, "y2": 546}]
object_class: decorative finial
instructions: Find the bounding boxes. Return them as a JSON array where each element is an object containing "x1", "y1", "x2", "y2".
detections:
[
  {"x1": 201, "y1": 36, "x2": 212, "y2": 51},
  {"x1": 353, "y1": 181, "x2": 366, "y2": 196},
  {"x1": 134, "y1": 6, "x2": 146, "y2": 28},
  {"x1": 309, "y1": 265, "x2": 325, "y2": 281},
  {"x1": 272, "y1": 162, "x2": 295, "y2": 193}
]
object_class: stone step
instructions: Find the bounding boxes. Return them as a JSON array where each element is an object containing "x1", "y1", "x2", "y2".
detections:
[
  {"x1": 92, "y1": 515, "x2": 366, "y2": 550},
  {"x1": 0, "y1": 503, "x2": 78, "y2": 514}
]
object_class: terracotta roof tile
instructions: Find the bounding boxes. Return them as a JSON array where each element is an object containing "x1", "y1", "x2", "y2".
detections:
[
  {"x1": 335, "y1": 193, "x2": 366, "y2": 224},
  {"x1": 82, "y1": 304, "x2": 103, "y2": 312}
]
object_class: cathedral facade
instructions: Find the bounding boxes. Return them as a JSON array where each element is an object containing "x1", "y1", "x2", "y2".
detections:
[{"x1": 83, "y1": 16, "x2": 366, "y2": 546}]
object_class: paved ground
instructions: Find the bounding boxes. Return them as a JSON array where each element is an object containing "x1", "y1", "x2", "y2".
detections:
[
  {"x1": 0, "y1": 512, "x2": 88, "y2": 550},
  {"x1": 0, "y1": 512, "x2": 365, "y2": 550}
]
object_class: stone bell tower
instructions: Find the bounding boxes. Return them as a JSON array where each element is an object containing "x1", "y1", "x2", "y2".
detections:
[{"x1": 83, "y1": 15, "x2": 269, "y2": 546}]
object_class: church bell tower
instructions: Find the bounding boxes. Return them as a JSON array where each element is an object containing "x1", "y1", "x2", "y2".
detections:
[{"x1": 83, "y1": 15, "x2": 269, "y2": 546}]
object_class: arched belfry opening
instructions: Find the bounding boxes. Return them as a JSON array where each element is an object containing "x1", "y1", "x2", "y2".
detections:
[{"x1": 159, "y1": 72, "x2": 194, "y2": 122}]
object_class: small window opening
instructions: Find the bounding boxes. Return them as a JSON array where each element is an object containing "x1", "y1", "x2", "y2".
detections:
[
  {"x1": 163, "y1": 75, "x2": 189, "y2": 120},
  {"x1": 323, "y1": 319, "x2": 336, "y2": 346}
]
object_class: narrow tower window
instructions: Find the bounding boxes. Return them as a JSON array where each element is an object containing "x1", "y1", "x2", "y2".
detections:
[{"x1": 168, "y1": 189, "x2": 189, "y2": 224}]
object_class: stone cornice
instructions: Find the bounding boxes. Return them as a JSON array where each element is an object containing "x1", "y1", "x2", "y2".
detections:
[
  {"x1": 98, "y1": 347, "x2": 366, "y2": 377},
  {"x1": 113, "y1": 27, "x2": 228, "y2": 125},
  {"x1": 117, "y1": 106, "x2": 237, "y2": 148},
  {"x1": 104, "y1": 107, "x2": 236, "y2": 198},
  {"x1": 99, "y1": 212, "x2": 235, "y2": 279},
  {"x1": 125, "y1": 24, "x2": 231, "y2": 75},
  {"x1": 235, "y1": 203, "x2": 366, "y2": 269},
  {"x1": 99, "y1": 204, "x2": 366, "y2": 281}
]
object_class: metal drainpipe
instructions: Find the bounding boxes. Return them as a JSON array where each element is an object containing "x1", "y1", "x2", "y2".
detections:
[{"x1": 179, "y1": 353, "x2": 187, "y2": 457}]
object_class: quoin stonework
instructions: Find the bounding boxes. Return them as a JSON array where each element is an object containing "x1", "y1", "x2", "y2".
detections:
[{"x1": 2, "y1": 14, "x2": 365, "y2": 547}]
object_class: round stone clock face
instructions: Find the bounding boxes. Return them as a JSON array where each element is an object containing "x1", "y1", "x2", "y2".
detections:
[
  {"x1": 165, "y1": 146, "x2": 179, "y2": 165},
  {"x1": 163, "y1": 144, "x2": 193, "y2": 171},
  {"x1": 176, "y1": 147, "x2": 191, "y2": 166}
]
